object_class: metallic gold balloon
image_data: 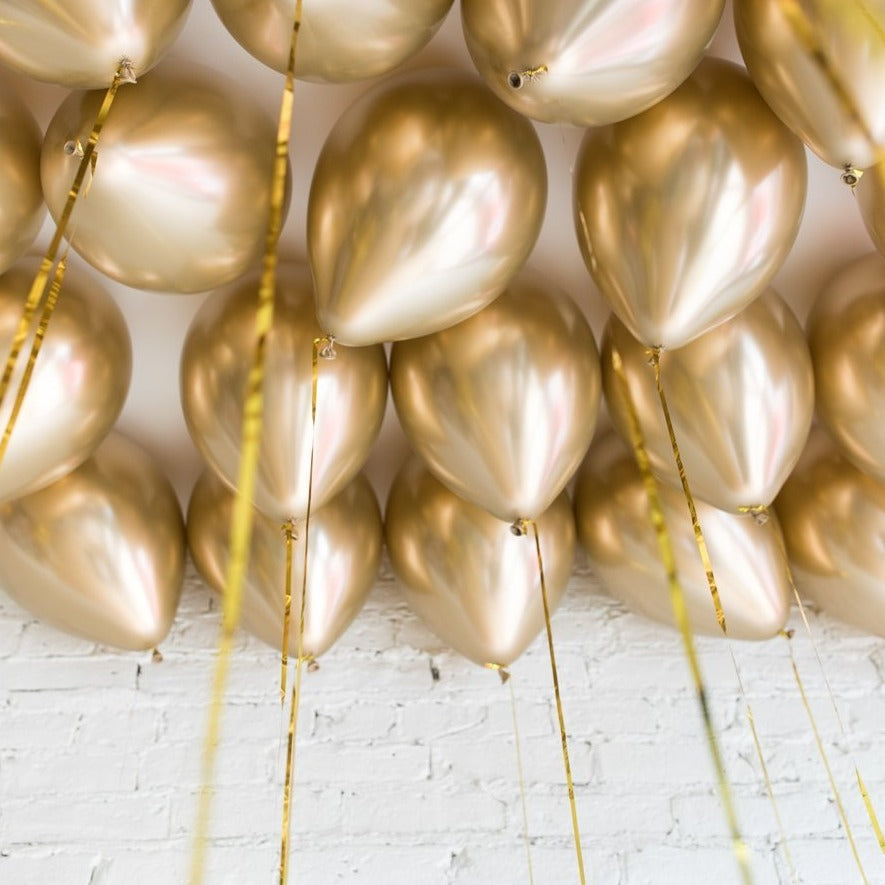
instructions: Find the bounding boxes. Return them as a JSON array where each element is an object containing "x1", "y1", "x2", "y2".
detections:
[
  {"x1": 188, "y1": 469, "x2": 382, "y2": 657},
  {"x1": 41, "y1": 63, "x2": 282, "y2": 293},
  {"x1": 211, "y1": 0, "x2": 453, "y2": 83},
  {"x1": 0, "y1": 90, "x2": 44, "y2": 274},
  {"x1": 181, "y1": 262, "x2": 387, "y2": 520},
  {"x1": 0, "y1": 0, "x2": 191, "y2": 88},
  {"x1": 308, "y1": 68, "x2": 547, "y2": 346},
  {"x1": 807, "y1": 252, "x2": 885, "y2": 480},
  {"x1": 574, "y1": 433, "x2": 790, "y2": 640},
  {"x1": 602, "y1": 288, "x2": 815, "y2": 512},
  {"x1": 776, "y1": 429, "x2": 885, "y2": 638},
  {"x1": 390, "y1": 269, "x2": 600, "y2": 523},
  {"x1": 385, "y1": 457, "x2": 575, "y2": 668},
  {"x1": 461, "y1": 0, "x2": 724, "y2": 126},
  {"x1": 0, "y1": 256, "x2": 132, "y2": 503},
  {"x1": 0, "y1": 432, "x2": 185, "y2": 649},
  {"x1": 857, "y1": 161, "x2": 885, "y2": 257},
  {"x1": 735, "y1": 0, "x2": 885, "y2": 170},
  {"x1": 574, "y1": 56, "x2": 807, "y2": 350}
]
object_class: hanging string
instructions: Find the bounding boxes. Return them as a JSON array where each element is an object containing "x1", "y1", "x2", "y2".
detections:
[
  {"x1": 608, "y1": 345, "x2": 752, "y2": 884},
  {"x1": 280, "y1": 520, "x2": 296, "y2": 703},
  {"x1": 189, "y1": 4, "x2": 303, "y2": 882}
]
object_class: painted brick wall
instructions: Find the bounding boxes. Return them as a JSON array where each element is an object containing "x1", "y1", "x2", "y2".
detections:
[{"x1": 1, "y1": 553, "x2": 883, "y2": 885}]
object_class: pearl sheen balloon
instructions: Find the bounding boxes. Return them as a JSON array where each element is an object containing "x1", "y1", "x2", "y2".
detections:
[
  {"x1": 0, "y1": 257, "x2": 132, "y2": 503},
  {"x1": 857, "y1": 162, "x2": 885, "y2": 257},
  {"x1": 386, "y1": 457, "x2": 574, "y2": 669},
  {"x1": 308, "y1": 69, "x2": 547, "y2": 345},
  {"x1": 41, "y1": 63, "x2": 282, "y2": 293},
  {"x1": 0, "y1": 0, "x2": 192, "y2": 88},
  {"x1": 461, "y1": 0, "x2": 724, "y2": 126},
  {"x1": 574, "y1": 57, "x2": 806, "y2": 349},
  {"x1": 0, "y1": 433, "x2": 185, "y2": 650},
  {"x1": 211, "y1": 0, "x2": 453, "y2": 83}
]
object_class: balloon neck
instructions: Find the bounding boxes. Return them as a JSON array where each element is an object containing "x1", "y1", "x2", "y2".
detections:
[
  {"x1": 317, "y1": 335, "x2": 337, "y2": 361},
  {"x1": 738, "y1": 505, "x2": 770, "y2": 526},
  {"x1": 63, "y1": 139, "x2": 84, "y2": 158},
  {"x1": 510, "y1": 518, "x2": 531, "y2": 537},
  {"x1": 841, "y1": 165, "x2": 863, "y2": 189},
  {"x1": 484, "y1": 663, "x2": 510, "y2": 684},
  {"x1": 507, "y1": 65, "x2": 548, "y2": 90},
  {"x1": 644, "y1": 346, "x2": 663, "y2": 366},
  {"x1": 117, "y1": 58, "x2": 137, "y2": 85}
]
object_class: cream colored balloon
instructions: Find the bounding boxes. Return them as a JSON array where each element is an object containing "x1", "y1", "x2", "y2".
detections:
[
  {"x1": 0, "y1": 91, "x2": 44, "y2": 275},
  {"x1": 776, "y1": 429, "x2": 885, "y2": 637},
  {"x1": 308, "y1": 68, "x2": 547, "y2": 345},
  {"x1": 602, "y1": 289, "x2": 814, "y2": 512},
  {"x1": 857, "y1": 162, "x2": 885, "y2": 257},
  {"x1": 575, "y1": 433, "x2": 790, "y2": 640},
  {"x1": 41, "y1": 63, "x2": 282, "y2": 293},
  {"x1": 181, "y1": 263, "x2": 387, "y2": 521},
  {"x1": 385, "y1": 457, "x2": 574, "y2": 668},
  {"x1": 390, "y1": 269, "x2": 600, "y2": 523},
  {"x1": 462, "y1": 0, "x2": 724, "y2": 126},
  {"x1": 0, "y1": 0, "x2": 191, "y2": 88},
  {"x1": 808, "y1": 252, "x2": 885, "y2": 480},
  {"x1": 574, "y1": 56, "x2": 806, "y2": 349},
  {"x1": 735, "y1": 0, "x2": 885, "y2": 170},
  {"x1": 0, "y1": 433, "x2": 185, "y2": 649},
  {"x1": 211, "y1": 0, "x2": 453, "y2": 82},
  {"x1": 0, "y1": 256, "x2": 132, "y2": 503},
  {"x1": 188, "y1": 470, "x2": 381, "y2": 657}
]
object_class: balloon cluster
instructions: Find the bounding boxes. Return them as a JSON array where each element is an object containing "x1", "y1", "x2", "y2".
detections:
[{"x1": 0, "y1": 0, "x2": 882, "y2": 667}]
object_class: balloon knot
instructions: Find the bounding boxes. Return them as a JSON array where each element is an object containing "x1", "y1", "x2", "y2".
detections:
[
  {"x1": 507, "y1": 65, "x2": 548, "y2": 90},
  {"x1": 118, "y1": 58, "x2": 137, "y2": 85},
  {"x1": 510, "y1": 518, "x2": 530, "y2": 537},
  {"x1": 306, "y1": 656, "x2": 320, "y2": 673},
  {"x1": 151, "y1": 647, "x2": 163, "y2": 663},
  {"x1": 841, "y1": 165, "x2": 863, "y2": 189},
  {"x1": 318, "y1": 336, "x2": 337, "y2": 360},
  {"x1": 739, "y1": 505, "x2": 770, "y2": 526},
  {"x1": 63, "y1": 139, "x2": 85, "y2": 158}
]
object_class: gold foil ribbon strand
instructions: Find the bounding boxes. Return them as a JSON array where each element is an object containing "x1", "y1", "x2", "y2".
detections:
[
  {"x1": 280, "y1": 520, "x2": 295, "y2": 703},
  {"x1": 189, "y1": 4, "x2": 302, "y2": 882},
  {"x1": 609, "y1": 346, "x2": 752, "y2": 884}
]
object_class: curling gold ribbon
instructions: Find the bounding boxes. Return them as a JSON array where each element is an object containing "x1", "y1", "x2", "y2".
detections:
[
  {"x1": 280, "y1": 520, "x2": 295, "y2": 703},
  {"x1": 189, "y1": 5, "x2": 303, "y2": 883},
  {"x1": 647, "y1": 349, "x2": 796, "y2": 881},
  {"x1": 609, "y1": 346, "x2": 752, "y2": 885},
  {"x1": 0, "y1": 61, "x2": 131, "y2": 417}
]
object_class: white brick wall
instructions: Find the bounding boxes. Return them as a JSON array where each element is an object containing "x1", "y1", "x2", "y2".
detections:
[{"x1": 1, "y1": 553, "x2": 883, "y2": 885}]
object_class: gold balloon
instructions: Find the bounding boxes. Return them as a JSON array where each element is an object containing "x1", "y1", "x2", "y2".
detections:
[
  {"x1": 574, "y1": 56, "x2": 806, "y2": 350},
  {"x1": 41, "y1": 63, "x2": 283, "y2": 293},
  {"x1": 807, "y1": 252, "x2": 885, "y2": 480},
  {"x1": 211, "y1": 0, "x2": 453, "y2": 83},
  {"x1": 385, "y1": 457, "x2": 575, "y2": 668},
  {"x1": 181, "y1": 262, "x2": 387, "y2": 520},
  {"x1": 735, "y1": 0, "x2": 885, "y2": 170},
  {"x1": 602, "y1": 288, "x2": 815, "y2": 513},
  {"x1": 0, "y1": 256, "x2": 132, "y2": 503},
  {"x1": 0, "y1": 0, "x2": 191, "y2": 88},
  {"x1": 188, "y1": 469, "x2": 381, "y2": 657},
  {"x1": 390, "y1": 269, "x2": 600, "y2": 523},
  {"x1": 857, "y1": 162, "x2": 885, "y2": 257},
  {"x1": 0, "y1": 432, "x2": 185, "y2": 649},
  {"x1": 0, "y1": 90, "x2": 44, "y2": 274},
  {"x1": 307, "y1": 68, "x2": 547, "y2": 346},
  {"x1": 461, "y1": 0, "x2": 724, "y2": 126},
  {"x1": 574, "y1": 433, "x2": 790, "y2": 640},
  {"x1": 776, "y1": 429, "x2": 885, "y2": 638}
]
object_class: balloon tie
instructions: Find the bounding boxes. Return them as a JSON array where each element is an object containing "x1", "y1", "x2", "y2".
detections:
[
  {"x1": 508, "y1": 65, "x2": 548, "y2": 90},
  {"x1": 610, "y1": 346, "x2": 752, "y2": 884},
  {"x1": 841, "y1": 166, "x2": 863, "y2": 189},
  {"x1": 189, "y1": 1, "x2": 303, "y2": 880},
  {"x1": 279, "y1": 519, "x2": 297, "y2": 703},
  {"x1": 317, "y1": 335, "x2": 337, "y2": 360}
]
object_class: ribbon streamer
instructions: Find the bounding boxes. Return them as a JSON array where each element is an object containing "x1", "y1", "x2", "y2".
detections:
[
  {"x1": 189, "y1": 5, "x2": 303, "y2": 882},
  {"x1": 280, "y1": 520, "x2": 296, "y2": 703}
]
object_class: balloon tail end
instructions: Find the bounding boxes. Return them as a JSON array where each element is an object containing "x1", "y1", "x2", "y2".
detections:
[
  {"x1": 841, "y1": 166, "x2": 863, "y2": 189},
  {"x1": 118, "y1": 58, "x2": 137, "y2": 85}
]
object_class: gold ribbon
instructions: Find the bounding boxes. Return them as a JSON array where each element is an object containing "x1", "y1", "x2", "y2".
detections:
[
  {"x1": 189, "y1": 4, "x2": 303, "y2": 882},
  {"x1": 610, "y1": 346, "x2": 752, "y2": 884},
  {"x1": 280, "y1": 520, "x2": 296, "y2": 703}
]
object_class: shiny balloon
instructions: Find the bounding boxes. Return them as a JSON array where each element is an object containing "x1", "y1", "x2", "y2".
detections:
[
  {"x1": 41, "y1": 63, "x2": 282, "y2": 293},
  {"x1": 461, "y1": 0, "x2": 724, "y2": 126},
  {"x1": 857, "y1": 162, "x2": 885, "y2": 257},
  {"x1": 575, "y1": 433, "x2": 790, "y2": 640},
  {"x1": 390, "y1": 269, "x2": 600, "y2": 523},
  {"x1": 211, "y1": 0, "x2": 453, "y2": 82},
  {"x1": 0, "y1": 0, "x2": 191, "y2": 88},
  {"x1": 0, "y1": 433, "x2": 185, "y2": 649},
  {"x1": 181, "y1": 262, "x2": 387, "y2": 521},
  {"x1": 0, "y1": 256, "x2": 132, "y2": 503},
  {"x1": 574, "y1": 56, "x2": 806, "y2": 349},
  {"x1": 0, "y1": 90, "x2": 44, "y2": 275},
  {"x1": 188, "y1": 469, "x2": 381, "y2": 657},
  {"x1": 776, "y1": 429, "x2": 885, "y2": 638},
  {"x1": 386, "y1": 457, "x2": 574, "y2": 668},
  {"x1": 308, "y1": 68, "x2": 547, "y2": 346},
  {"x1": 807, "y1": 252, "x2": 885, "y2": 481},
  {"x1": 735, "y1": 0, "x2": 885, "y2": 170},
  {"x1": 602, "y1": 288, "x2": 814, "y2": 513}
]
